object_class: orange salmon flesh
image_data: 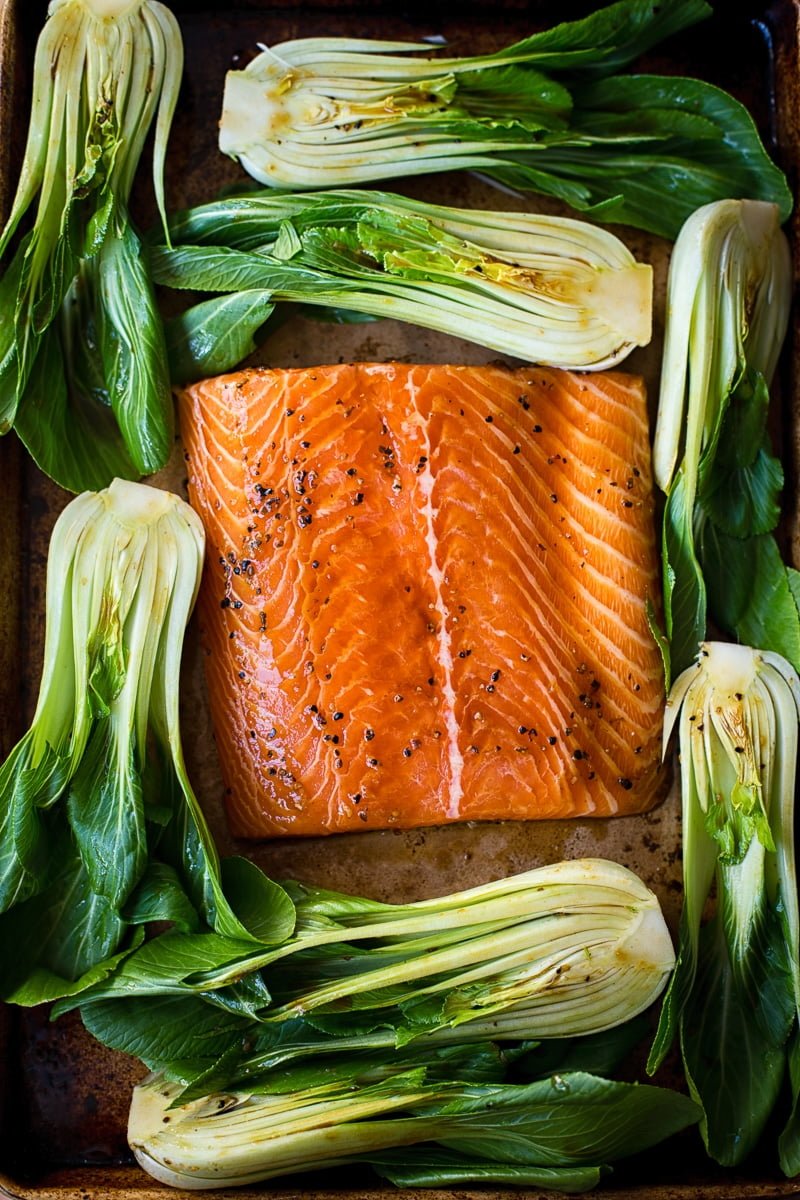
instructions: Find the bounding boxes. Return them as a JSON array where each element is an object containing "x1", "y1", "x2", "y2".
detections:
[{"x1": 179, "y1": 363, "x2": 665, "y2": 837}]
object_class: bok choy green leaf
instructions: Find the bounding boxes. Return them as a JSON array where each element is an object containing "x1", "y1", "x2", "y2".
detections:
[
  {"x1": 78, "y1": 996, "x2": 649, "y2": 1100},
  {"x1": 153, "y1": 190, "x2": 652, "y2": 374},
  {"x1": 0, "y1": 480, "x2": 293, "y2": 1004},
  {"x1": 217, "y1": 1, "x2": 791, "y2": 239},
  {"x1": 647, "y1": 642, "x2": 800, "y2": 1173},
  {"x1": 0, "y1": 0, "x2": 183, "y2": 490}
]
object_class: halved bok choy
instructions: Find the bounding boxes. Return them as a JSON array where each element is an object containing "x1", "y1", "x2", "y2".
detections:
[
  {"x1": 0, "y1": 0, "x2": 183, "y2": 490},
  {"x1": 0, "y1": 481, "x2": 293, "y2": 1005},
  {"x1": 648, "y1": 642, "x2": 800, "y2": 1174},
  {"x1": 216, "y1": 0, "x2": 792, "y2": 239},
  {"x1": 153, "y1": 190, "x2": 653, "y2": 375},
  {"x1": 128, "y1": 1058, "x2": 700, "y2": 1191},
  {"x1": 651, "y1": 199, "x2": 793, "y2": 680},
  {"x1": 63, "y1": 858, "x2": 675, "y2": 1052}
]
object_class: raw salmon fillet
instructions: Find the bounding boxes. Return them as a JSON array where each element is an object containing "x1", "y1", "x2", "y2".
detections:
[{"x1": 180, "y1": 363, "x2": 665, "y2": 837}]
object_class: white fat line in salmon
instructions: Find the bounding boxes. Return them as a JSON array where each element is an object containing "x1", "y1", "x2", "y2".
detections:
[{"x1": 406, "y1": 371, "x2": 464, "y2": 818}]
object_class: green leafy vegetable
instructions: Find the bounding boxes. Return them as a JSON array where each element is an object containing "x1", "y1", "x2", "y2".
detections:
[
  {"x1": 0, "y1": 481, "x2": 293, "y2": 1003},
  {"x1": 506, "y1": 75, "x2": 793, "y2": 236},
  {"x1": 370, "y1": 1151, "x2": 604, "y2": 1192},
  {"x1": 153, "y1": 189, "x2": 652, "y2": 374},
  {"x1": 13, "y1": 265, "x2": 139, "y2": 491},
  {"x1": 81, "y1": 996, "x2": 546, "y2": 1098},
  {"x1": 217, "y1": 1, "x2": 791, "y2": 239},
  {"x1": 128, "y1": 1064, "x2": 699, "y2": 1190},
  {"x1": 0, "y1": 0, "x2": 183, "y2": 490},
  {"x1": 652, "y1": 199, "x2": 792, "y2": 679},
  {"x1": 648, "y1": 642, "x2": 800, "y2": 1172},
  {"x1": 79, "y1": 996, "x2": 650, "y2": 1109},
  {"x1": 166, "y1": 290, "x2": 275, "y2": 383}
]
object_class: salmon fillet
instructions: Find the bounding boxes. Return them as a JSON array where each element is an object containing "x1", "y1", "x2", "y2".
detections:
[{"x1": 180, "y1": 363, "x2": 665, "y2": 837}]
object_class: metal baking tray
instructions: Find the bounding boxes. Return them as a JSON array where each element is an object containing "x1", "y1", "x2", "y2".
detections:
[{"x1": 0, "y1": 0, "x2": 799, "y2": 1196}]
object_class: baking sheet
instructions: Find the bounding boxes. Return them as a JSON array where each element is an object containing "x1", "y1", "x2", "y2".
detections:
[{"x1": 0, "y1": 0, "x2": 799, "y2": 1196}]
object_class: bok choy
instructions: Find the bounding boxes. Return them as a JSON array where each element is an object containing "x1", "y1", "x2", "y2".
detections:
[
  {"x1": 0, "y1": 480, "x2": 292, "y2": 1005},
  {"x1": 652, "y1": 199, "x2": 793, "y2": 680},
  {"x1": 153, "y1": 190, "x2": 652, "y2": 374},
  {"x1": 129, "y1": 1060, "x2": 700, "y2": 1190},
  {"x1": 62, "y1": 858, "x2": 675, "y2": 1051},
  {"x1": 0, "y1": 0, "x2": 182, "y2": 491},
  {"x1": 647, "y1": 642, "x2": 800, "y2": 1174},
  {"x1": 217, "y1": 0, "x2": 791, "y2": 240}
]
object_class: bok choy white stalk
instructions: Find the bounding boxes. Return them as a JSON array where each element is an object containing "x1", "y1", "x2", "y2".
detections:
[
  {"x1": 128, "y1": 1062, "x2": 700, "y2": 1190},
  {"x1": 153, "y1": 190, "x2": 653, "y2": 373},
  {"x1": 0, "y1": 480, "x2": 293, "y2": 1005},
  {"x1": 216, "y1": 0, "x2": 792, "y2": 240},
  {"x1": 648, "y1": 642, "x2": 800, "y2": 1174},
  {"x1": 651, "y1": 199, "x2": 793, "y2": 679},
  {"x1": 0, "y1": 0, "x2": 183, "y2": 491}
]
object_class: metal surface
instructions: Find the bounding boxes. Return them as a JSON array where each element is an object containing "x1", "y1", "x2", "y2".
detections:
[{"x1": 0, "y1": 0, "x2": 798, "y2": 1196}]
